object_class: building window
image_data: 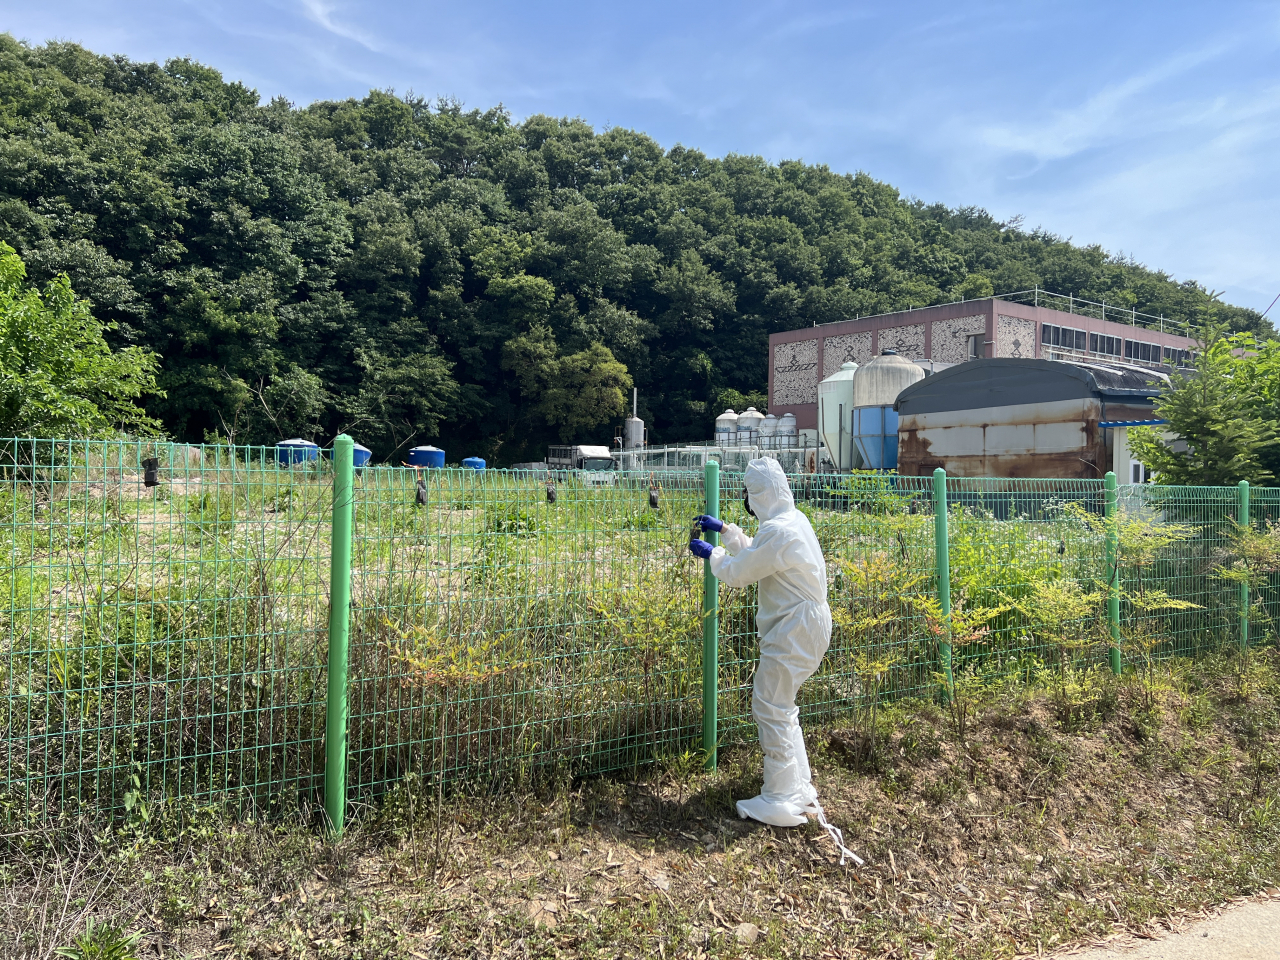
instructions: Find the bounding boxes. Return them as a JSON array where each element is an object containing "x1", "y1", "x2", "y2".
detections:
[
  {"x1": 1163, "y1": 346, "x2": 1192, "y2": 366},
  {"x1": 1089, "y1": 332, "x2": 1122, "y2": 357},
  {"x1": 1130, "y1": 460, "x2": 1149, "y2": 484},
  {"x1": 967, "y1": 334, "x2": 983, "y2": 359},
  {"x1": 1124, "y1": 339, "x2": 1162, "y2": 362},
  {"x1": 1041, "y1": 323, "x2": 1086, "y2": 351}
]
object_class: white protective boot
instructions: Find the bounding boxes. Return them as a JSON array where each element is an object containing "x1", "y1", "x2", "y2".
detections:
[{"x1": 735, "y1": 795, "x2": 806, "y2": 827}]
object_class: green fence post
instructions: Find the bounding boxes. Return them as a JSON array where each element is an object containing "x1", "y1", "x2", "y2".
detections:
[
  {"x1": 1239, "y1": 479, "x2": 1250, "y2": 653},
  {"x1": 702, "y1": 458, "x2": 720, "y2": 771},
  {"x1": 1104, "y1": 471, "x2": 1122, "y2": 675},
  {"x1": 932, "y1": 468, "x2": 954, "y2": 697},
  {"x1": 325, "y1": 434, "x2": 355, "y2": 836}
]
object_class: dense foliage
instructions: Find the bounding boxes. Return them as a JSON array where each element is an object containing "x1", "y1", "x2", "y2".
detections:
[
  {"x1": 0, "y1": 241, "x2": 159, "y2": 438},
  {"x1": 1130, "y1": 331, "x2": 1280, "y2": 486},
  {"x1": 0, "y1": 38, "x2": 1269, "y2": 461}
]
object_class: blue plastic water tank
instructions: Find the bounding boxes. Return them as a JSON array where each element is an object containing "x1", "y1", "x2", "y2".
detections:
[
  {"x1": 852, "y1": 406, "x2": 900, "y2": 470},
  {"x1": 352, "y1": 443, "x2": 372, "y2": 468},
  {"x1": 277, "y1": 438, "x2": 319, "y2": 465},
  {"x1": 407, "y1": 445, "x2": 445, "y2": 468},
  {"x1": 461, "y1": 457, "x2": 486, "y2": 470}
]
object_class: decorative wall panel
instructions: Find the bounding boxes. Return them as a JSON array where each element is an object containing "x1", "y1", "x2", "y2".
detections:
[
  {"x1": 929, "y1": 314, "x2": 987, "y2": 364},
  {"x1": 996, "y1": 315, "x2": 1037, "y2": 359},
  {"x1": 876, "y1": 323, "x2": 926, "y2": 359},
  {"x1": 771, "y1": 339, "x2": 820, "y2": 405},
  {"x1": 822, "y1": 332, "x2": 874, "y2": 377}
]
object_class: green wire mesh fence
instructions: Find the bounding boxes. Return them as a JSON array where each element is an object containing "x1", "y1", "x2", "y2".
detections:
[
  {"x1": 0, "y1": 439, "x2": 335, "y2": 820},
  {"x1": 343, "y1": 465, "x2": 706, "y2": 804},
  {"x1": 0, "y1": 438, "x2": 1272, "y2": 824}
]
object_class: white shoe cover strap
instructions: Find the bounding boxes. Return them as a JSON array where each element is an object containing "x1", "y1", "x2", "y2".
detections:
[{"x1": 803, "y1": 801, "x2": 865, "y2": 867}]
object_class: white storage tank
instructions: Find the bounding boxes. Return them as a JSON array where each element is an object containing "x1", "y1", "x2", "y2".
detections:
[
  {"x1": 818, "y1": 362, "x2": 860, "y2": 471},
  {"x1": 852, "y1": 350, "x2": 926, "y2": 470},
  {"x1": 777, "y1": 412, "x2": 798, "y2": 448},
  {"x1": 853, "y1": 349, "x2": 925, "y2": 407},
  {"x1": 623, "y1": 416, "x2": 645, "y2": 450},
  {"x1": 715, "y1": 408, "x2": 738, "y2": 447},
  {"x1": 758, "y1": 413, "x2": 778, "y2": 449},
  {"x1": 736, "y1": 406, "x2": 764, "y2": 445}
]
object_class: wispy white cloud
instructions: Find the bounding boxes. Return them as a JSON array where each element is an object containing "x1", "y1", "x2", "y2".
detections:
[
  {"x1": 296, "y1": 0, "x2": 382, "y2": 51},
  {"x1": 975, "y1": 40, "x2": 1237, "y2": 164}
]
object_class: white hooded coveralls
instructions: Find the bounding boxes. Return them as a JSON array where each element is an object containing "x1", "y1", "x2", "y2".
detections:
[{"x1": 708, "y1": 458, "x2": 830, "y2": 815}]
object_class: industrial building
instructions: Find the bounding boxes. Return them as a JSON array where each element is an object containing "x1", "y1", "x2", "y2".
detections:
[
  {"x1": 768, "y1": 294, "x2": 1196, "y2": 431},
  {"x1": 893, "y1": 358, "x2": 1168, "y2": 479}
]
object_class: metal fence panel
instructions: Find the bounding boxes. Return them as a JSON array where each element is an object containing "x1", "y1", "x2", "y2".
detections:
[
  {"x1": 0, "y1": 439, "x2": 333, "y2": 817},
  {"x1": 343, "y1": 467, "x2": 707, "y2": 800}
]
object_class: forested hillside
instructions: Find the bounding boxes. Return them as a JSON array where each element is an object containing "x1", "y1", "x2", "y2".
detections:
[{"x1": 0, "y1": 38, "x2": 1267, "y2": 461}]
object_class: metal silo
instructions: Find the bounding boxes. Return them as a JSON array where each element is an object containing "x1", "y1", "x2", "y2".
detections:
[
  {"x1": 777, "y1": 413, "x2": 798, "y2": 448},
  {"x1": 852, "y1": 350, "x2": 925, "y2": 470},
  {"x1": 715, "y1": 409, "x2": 739, "y2": 447},
  {"x1": 818, "y1": 362, "x2": 860, "y2": 471},
  {"x1": 758, "y1": 413, "x2": 778, "y2": 449},
  {"x1": 736, "y1": 406, "x2": 764, "y2": 445}
]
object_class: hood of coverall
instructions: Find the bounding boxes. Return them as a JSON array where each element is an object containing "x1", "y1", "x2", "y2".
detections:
[{"x1": 743, "y1": 458, "x2": 795, "y2": 521}]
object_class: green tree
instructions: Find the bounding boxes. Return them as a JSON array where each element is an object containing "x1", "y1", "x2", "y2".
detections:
[
  {"x1": 1129, "y1": 332, "x2": 1279, "y2": 485},
  {"x1": 0, "y1": 242, "x2": 161, "y2": 437},
  {"x1": 502, "y1": 328, "x2": 632, "y2": 444},
  {"x1": 0, "y1": 36, "x2": 1270, "y2": 462}
]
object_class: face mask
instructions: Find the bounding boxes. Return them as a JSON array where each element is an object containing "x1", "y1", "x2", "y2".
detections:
[{"x1": 743, "y1": 487, "x2": 755, "y2": 517}]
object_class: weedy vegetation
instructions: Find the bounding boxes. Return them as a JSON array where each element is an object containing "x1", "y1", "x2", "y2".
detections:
[{"x1": 1, "y1": 447, "x2": 1278, "y2": 956}]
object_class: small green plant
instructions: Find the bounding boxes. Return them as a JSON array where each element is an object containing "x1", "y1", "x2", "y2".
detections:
[
  {"x1": 1245, "y1": 796, "x2": 1278, "y2": 833},
  {"x1": 485, "y1": 504, "x2": 540, "y2": 536},
  {"x1": 1009, "y1": 578, "x2": 1103, "y2": 708},
  {"x1": 1213, "y1": 520, "x2": 1280, "y2": 697},
  {"x1": 55, "y1": 919, "x2": 144, "y2": 960},
  {"x1": 185, "y1": 489, "x2": 236, "y2": 536}
]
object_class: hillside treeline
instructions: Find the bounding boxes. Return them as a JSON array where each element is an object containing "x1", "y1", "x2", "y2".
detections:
[{"x1": 0, "y1": 38, "x2": 1267, "y2": 461}]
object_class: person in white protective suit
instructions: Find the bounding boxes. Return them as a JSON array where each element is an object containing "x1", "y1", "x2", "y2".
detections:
[{"x1": 688, "y1": 459, "x2": 862, "y2": 864}]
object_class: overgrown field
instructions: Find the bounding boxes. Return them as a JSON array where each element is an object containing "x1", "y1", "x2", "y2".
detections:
[
  {"x1": 4, "y1": 646, "x2": 1279, "y2": 959},
  {"x1": 2, "y1": 442, "x2": 1279, "y2": 829}
]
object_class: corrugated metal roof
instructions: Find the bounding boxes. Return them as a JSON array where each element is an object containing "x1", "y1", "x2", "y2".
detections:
[{"x1": 894, "y1": 358, "x2": 1167, "y2": 416}]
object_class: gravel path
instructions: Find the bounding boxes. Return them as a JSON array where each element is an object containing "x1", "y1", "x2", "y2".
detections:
[{"x1": 1055, "y1": 898, "x2": 1280, "y2": 959}]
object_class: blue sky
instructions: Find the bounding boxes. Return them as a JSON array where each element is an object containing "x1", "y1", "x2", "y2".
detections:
[{"x1": 7, "y1": 0, "x2": 1280, "y2": 314}]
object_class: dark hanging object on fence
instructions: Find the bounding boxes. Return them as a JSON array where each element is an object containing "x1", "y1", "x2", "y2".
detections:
[
  {"x1": 142, "y1": 457, "x2": 160, "y2": 488},
  {"x1": 546, "y1": 479, "x2": 557, "y2": 504},
  {"x1": 648, "y1": 473, "x2": 660, "y2": 510},
  {"x1": 416, "y1": 477, "x2": 428, "y2": 506}
]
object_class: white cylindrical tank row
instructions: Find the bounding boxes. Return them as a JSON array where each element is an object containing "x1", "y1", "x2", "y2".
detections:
[{"x1": 713, "y1": 407, "x2": 808, "y2": 448}]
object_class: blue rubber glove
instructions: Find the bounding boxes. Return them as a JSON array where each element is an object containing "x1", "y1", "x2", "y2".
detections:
[
  {"x1": 695, "y1": 515, "x2": 724, "y2": 533},
  {"x1": 688, "y1": 537, "x2": 714, "y2": 560}
]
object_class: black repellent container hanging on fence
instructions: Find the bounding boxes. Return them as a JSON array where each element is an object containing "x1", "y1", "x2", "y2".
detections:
[{"x1": 142, "y1": 457, "x2": 160, "y2": 488}]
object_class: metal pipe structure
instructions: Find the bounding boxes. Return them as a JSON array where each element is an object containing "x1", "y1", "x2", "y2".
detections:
[
  {"x1": 1240, "y1": 480, "x2": 1251, "y2": 653},
  {"x1": 702, "y1": 459, "x2": 720, "y2": 770},
  {"x1": 325, "y1": 434, "x2": 354, "y2": 836},
  {"x1": 1105, "y1": 471, "x2": 1122, "y2": 675},
  {"x1": 932, "y1": 468, "x2": 954, "y2": 698}
]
